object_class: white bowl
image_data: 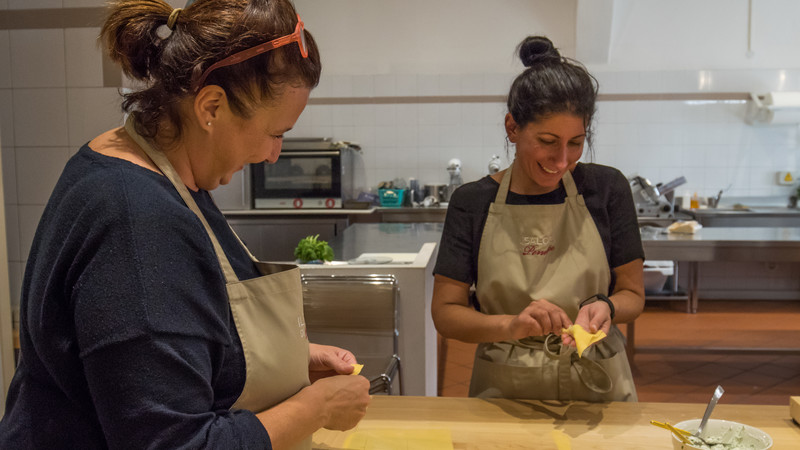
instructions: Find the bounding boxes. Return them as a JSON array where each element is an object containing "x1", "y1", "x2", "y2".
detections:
[{"x1": 671, "y1": 419, "x2": 773, "y2": 450}]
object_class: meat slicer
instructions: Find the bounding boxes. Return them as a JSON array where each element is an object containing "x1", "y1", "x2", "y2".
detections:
[{"x1": 629, "y1": 175, "x2": 686, "y2": 218}]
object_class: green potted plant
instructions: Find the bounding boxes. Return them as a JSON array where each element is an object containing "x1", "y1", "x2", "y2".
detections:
[{"x1": 294, "y1": 234, "x2": 334, "y2": 264}]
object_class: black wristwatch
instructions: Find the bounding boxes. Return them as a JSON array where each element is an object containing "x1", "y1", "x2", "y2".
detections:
[{"x1": 580, "y1": 293, "x2": 615, "y2": 319}]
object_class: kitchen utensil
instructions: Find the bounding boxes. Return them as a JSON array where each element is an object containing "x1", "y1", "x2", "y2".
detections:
[
  {"x1": 424, "y1": 184, "x2": 446, "y2": 203},
  {"x1": 348, "y1": 255, "x2": 393, "y2": 264},
  {"x1": 653, "y1": 421, "x2": 692, "y2": 445},
  {"x1": 652, "y1": 420, "x2": 715, "y2": 447},
  {"x1": 657, "y1": 176, "x2": 687, "y2": 197},
  {"x1": 632, "y1": 176, "x2": 661, "y2": 203},
  {"x1": 650, "y1": 420, "x2": 691, "y2": 436},
  {"x1": 671, "y1": 419, "x2": 772, "y2": 450},
  {"x1": 695, "y1": 385, "x2": 724, "y2": 439},
  {"x1": 408, "y1": 178, "x2": 421, "y2": 204}
]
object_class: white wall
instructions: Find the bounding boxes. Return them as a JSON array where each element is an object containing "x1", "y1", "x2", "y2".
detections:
[
  {"x1": 294, "y1": 0, "x2": 576, "y2": 75},
  {"x1": 601, "y1": 0, "x2": 800, "y2": 71}
]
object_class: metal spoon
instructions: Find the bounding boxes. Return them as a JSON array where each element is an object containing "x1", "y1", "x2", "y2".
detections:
[{"x1": 694, "y1": 385, "x2": 725, "y2": 440}]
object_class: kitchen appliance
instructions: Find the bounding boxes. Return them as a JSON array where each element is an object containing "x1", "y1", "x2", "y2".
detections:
[
  {"x1": 488, "y1": 155, "x2": 502, "y2": 174},
  {"x1": 444, "y1": 158, "x2": 463, "y2": 203},
  {"x1": 629, "y1": 175, "x2": 686, "y2": 219},
  {"x1": 251, "y1": 138, "x2": 359, "y2": 209},
  {"x1": 424, "y1": 184, "x2": 446, "y2": 203}
]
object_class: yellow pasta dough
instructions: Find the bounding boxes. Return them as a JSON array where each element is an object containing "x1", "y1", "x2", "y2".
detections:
[
  {"x1": 561, "y1": 324, "x2": 606, "y2": 357},
  {"x1": 351, "y1": 363, "x2": 364, "y2": 376}
]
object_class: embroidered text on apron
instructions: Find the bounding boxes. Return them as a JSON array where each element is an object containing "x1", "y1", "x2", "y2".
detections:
[
  {"x1": 125, "y1": 117, "x2": 312, "y2": 448},
  {"x1": 470, "y1": 162, "x2": 637, "y2": 402}
]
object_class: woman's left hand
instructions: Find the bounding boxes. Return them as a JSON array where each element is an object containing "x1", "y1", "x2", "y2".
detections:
[
  {"x1": 561, "y1": 301, "x2": 612, "y2": 347},
  {"x1": 308, "y1": 343, "x2": 359, "y2": 383}
]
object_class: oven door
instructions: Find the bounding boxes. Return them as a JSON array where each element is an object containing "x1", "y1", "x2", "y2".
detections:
[{"x1": 251, "y1": 150, "x2": 342, "y2": 208}]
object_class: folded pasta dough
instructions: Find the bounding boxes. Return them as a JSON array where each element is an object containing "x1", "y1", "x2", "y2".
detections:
[
  {"x1": 351, "y1": 363, "x2": 364, "y2": 376},
  {"x1": 561, "y1": 324, "x2": 606, "y2": 357}
]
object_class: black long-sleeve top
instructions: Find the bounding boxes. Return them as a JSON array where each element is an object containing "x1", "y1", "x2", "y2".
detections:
[{"x1": 0, "y1": 145, "x2": 272, "y2": 449}]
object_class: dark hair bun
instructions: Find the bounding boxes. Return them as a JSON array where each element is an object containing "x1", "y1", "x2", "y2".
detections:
[{"x1": 518, "y1": 36, "x2": 560, "y2": 67}]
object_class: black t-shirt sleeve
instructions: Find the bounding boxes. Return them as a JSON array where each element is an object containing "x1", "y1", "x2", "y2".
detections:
[
  {"x1": 600, "y1": 166, "x2": 645, "y2": 268},
  {"x1": 433, "y1": 178, "x2": 494, "y2": 285}
]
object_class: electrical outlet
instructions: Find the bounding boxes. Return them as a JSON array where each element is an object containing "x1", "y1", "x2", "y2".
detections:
[{"x1": 777, "y1": 171, "x2": 794, "y2": 185}]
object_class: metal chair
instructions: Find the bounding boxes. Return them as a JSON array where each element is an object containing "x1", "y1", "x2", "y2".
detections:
[{"x1": 301, "y1": 274, "x2": 403, "y2": 395}]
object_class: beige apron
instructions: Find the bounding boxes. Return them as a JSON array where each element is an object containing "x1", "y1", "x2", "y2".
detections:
[
  {"x1": 470, "y1": 162, "x2": 637, "y2": 402},
  {"x1": 125, "y1": 118, "x2": 312, "y2": 448}
]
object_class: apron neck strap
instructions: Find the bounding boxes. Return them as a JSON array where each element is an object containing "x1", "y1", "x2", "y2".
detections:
[
  {"x1": 123, "y1": 115, "x2": 240, "y2": 284},
  {"x1": 494, "y1": 161, "x2": 579, "y2": 203},
  {"x1": 495, "y1": 161, "x2": 514, "y2": 204},
  {"x1": 561, "y1": 168, "x2": 578, "y2": 197}
]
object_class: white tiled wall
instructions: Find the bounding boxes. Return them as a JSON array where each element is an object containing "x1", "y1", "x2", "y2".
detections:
[
  {"x1": 10, "y1": 29, "x2": 66, "y2": 88},
  {"x1": 2, "y1": 6, "x2": 800, "y2": 309},
  {"x1": 289, "y1": 78, "x2": 799, "y2": 200},
  {"x1": 12, "y1": 89, "x2": 70, "y2": 147},
  {"x1": 65, "y1": 28, "x2": 104, "y2": 88}
]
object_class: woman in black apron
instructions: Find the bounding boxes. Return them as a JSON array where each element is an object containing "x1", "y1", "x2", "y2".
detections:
[
  {"x1": 432, "y1": 36, "x2": 645, "y2": 402},
  {"x1": 0, "y1": 1, "x2": 369, "y2": 449}
]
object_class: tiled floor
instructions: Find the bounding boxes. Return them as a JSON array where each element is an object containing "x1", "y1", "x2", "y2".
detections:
[{"x1": 439, "y1": 300, "x2": 800, "y2": 405}]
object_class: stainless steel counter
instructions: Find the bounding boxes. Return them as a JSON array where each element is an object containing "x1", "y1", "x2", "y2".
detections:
[
  {"x1": 641, "y1": 226, "x2": 800, "y2": 262},
  {"x1": 642, "y1": 227, "x2": 800, "y2": 314},
  {"x1": 632, "y1": 226, "x2": 800, "y2": 357},
  {"x1": 300, "y1": 223, "x2": 443, "y2": 396},
  {"x1": 327, "y1": 223, "x2": 444, "y2": 260},
  {"x1": 690, "y1": 206, "x2": 800, "y2": 227}
]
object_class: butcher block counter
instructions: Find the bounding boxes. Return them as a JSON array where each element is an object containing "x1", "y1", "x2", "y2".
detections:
[{"x1": 312, "y1": 396, "x2": 799, "y2": 449}]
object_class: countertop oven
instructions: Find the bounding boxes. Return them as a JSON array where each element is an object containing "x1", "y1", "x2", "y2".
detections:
[{"x1": 251, "y1": 138, "x2": 358, "y2": 209}]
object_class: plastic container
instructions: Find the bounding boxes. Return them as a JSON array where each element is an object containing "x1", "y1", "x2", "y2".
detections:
[
  {"x1": 378, "y1": 189, "x2": 405, "y2": 208},
  {"x1": 643, "y1": 260, "x2": 674, "y2": 293}
]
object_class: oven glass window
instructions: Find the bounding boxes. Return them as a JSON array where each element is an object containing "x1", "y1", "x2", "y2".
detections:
[{"x1": 263, "y1": 157, "x2": 333, "y2": 191}]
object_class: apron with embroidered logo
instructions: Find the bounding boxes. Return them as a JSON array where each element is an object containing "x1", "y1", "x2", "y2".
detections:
[
  {"x1": 469, "y1": 162, "x2": 637, "y2": 402},
  {"x1": 125, "y1": 117, "x2": 312, "y2": 449}
]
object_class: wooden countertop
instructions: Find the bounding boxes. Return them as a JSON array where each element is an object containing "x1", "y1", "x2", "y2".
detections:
[{"x1": 312, "y1": 396, "x2": 799, "y2": 449}]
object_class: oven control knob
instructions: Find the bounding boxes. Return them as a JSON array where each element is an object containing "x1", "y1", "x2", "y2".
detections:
[
  {"x1": 325, "y1": 198, "x2": 335, "y2": 208},
  {"x1": 293, "y1": 198, "x2": 303, "y2": 209}
]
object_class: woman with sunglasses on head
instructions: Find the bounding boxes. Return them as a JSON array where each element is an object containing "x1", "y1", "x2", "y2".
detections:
[
  {"x1": 432, "y1": 36, "x2": 645, "y2": 402},
  {"x1": 0, "y1": 1, "x2": 370, "y2": 448}
]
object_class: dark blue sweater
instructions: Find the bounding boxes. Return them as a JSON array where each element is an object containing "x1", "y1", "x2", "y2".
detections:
[{"x1": 0, "y1": 145, "x2": 271, "y2": 449}]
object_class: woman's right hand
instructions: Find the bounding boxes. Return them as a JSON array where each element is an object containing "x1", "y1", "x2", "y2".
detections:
[
  {"x1": 255, "y1": 371, "x2": 370, "y2": 449},
  {"x1": 314, "y1": 374, "x2": 371, "y2": 430},
  {"x1": 506, "y1": 298, "x2": 572, "y2": 339}
]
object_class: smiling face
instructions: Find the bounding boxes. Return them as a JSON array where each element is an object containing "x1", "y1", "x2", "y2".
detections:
[
  {"x1": 505, "y1": 112, "x2": 586, "y2": 195},
  {"x1": 200, "y1": 85, "x2": 310, "y2": 190}
]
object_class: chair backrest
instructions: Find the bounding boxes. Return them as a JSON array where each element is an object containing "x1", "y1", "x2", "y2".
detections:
[{"x1": 301, "y1": 274, "x2": 399, "y2": 354}]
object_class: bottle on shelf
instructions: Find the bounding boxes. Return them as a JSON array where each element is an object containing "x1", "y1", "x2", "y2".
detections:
[{"x1": 690, "y1": 192, "x2": 700, "y2": 209}]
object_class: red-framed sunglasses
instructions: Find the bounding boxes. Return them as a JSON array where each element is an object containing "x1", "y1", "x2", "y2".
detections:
[{"x1": 191, "y1": 14, "x2": 308, "y2": 92}]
